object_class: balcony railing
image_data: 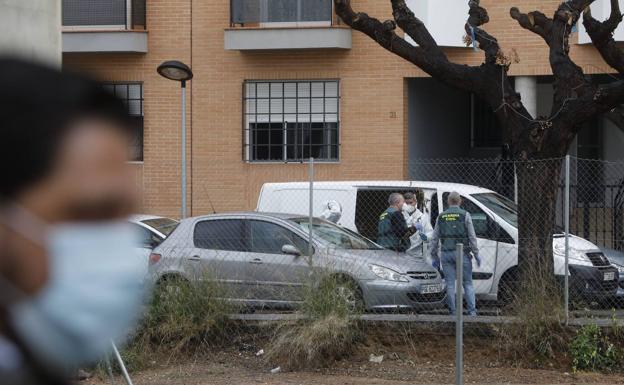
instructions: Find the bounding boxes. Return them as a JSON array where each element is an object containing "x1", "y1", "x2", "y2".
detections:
[
  {"x1": 230, "y1": 0, "x2": 334, "y2": 27},
  {"x1": 62, "y1": 0, "x2": 146, "y2": 30}
]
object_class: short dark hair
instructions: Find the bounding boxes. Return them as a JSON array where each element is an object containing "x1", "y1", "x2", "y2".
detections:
[{"x1": 0, "y1": 58, "x2": 131, "y2": 200}]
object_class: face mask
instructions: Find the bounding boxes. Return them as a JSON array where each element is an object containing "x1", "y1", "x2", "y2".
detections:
[
  {"x1": 402, "y1": 203, "x2": 416, "y2": 214},
  {"x1": 0, "y1": 207, "x2": 146, "y2": 372}
]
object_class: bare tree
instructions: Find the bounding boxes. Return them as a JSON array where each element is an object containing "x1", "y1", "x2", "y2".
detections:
[{"x1": 334, "y1": 0, "x2": 624, "y2": 288}]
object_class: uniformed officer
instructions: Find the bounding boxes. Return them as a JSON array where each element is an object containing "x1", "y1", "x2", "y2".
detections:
[
  {"x1": 377, "y1": 193, "x2": 414, "y2": 252},
  {"x1": 429, "y1": 191, "x2": 481, "y2": 316}
]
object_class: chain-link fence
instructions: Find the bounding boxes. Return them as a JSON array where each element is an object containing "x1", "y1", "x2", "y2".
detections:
[{"x1": 115, "y1": 156, "x2": 624, "y2": 384}]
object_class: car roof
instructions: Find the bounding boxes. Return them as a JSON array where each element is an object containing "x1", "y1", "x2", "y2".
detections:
[
  {"x1": 129, "y1": 214, "x2": 177, "y2": 223},
  {"x1": 179, "y1": 211, "x2": 308, "y2": 224},
  {"x1": 260, "y1": 181, "x2": 494, "y2": 195}
]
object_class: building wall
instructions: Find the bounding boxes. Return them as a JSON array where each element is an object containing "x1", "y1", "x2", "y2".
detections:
[
  {"x1": 64, "y1": 0, "x2": 623, "y2": 218},
  {"x1": 0, "y1": 0, "x2": 61, "y2": 66}
]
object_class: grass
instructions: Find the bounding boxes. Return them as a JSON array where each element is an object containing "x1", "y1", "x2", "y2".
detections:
[{"x1": 265, "y1": 270, "x2": 364, "y2": 370}]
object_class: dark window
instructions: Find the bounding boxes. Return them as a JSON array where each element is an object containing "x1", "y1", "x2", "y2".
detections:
[
  {"x1": 471, "y1": 93, "x2": 504, "y2": 148},
  {"x1": 249, "y1": 220, "x2": 307, "y2": 254},
  {"x1": 62, "y1": 0, "x2": 146, "y2": 29},
  {"x1": 244, "y1": 81, "x2": 340, "y2": 162},
  {"x1": 231, "y1": 0, "x2": 332, "y2": 25},
  {"x1": 193, "y1": 220, "x2": 247, "y2": 251},
  {"x1": 102, "y1": 83, "x2": 144, "y2": 162}
]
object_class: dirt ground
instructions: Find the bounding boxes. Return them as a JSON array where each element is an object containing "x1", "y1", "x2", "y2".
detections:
[{"x1": 88, "y1": 349, "x2": 623, "y2": 385}]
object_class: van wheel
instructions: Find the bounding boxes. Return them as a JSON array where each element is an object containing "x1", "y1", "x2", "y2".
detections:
[{"x1": 498, "y1": 269, "x2": 519, "y2": 308}]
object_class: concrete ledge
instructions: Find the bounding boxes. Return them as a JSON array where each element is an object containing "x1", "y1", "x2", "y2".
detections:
[
  {"x1": 63, "y1": 30, "x2": 148, "y2": 53},
  {"x1": 225, "y1": 27, "x2": 351, "y2": 50}
]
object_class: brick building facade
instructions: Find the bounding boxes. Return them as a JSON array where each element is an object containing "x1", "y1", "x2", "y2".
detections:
[{"x1": 62, "y1": 0, "x2": 623, "y2": 218}]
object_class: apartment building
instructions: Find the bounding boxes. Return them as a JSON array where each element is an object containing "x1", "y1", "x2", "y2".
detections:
[{"x1": 61, "y1": 0, "x2": 624, "y2": 218}]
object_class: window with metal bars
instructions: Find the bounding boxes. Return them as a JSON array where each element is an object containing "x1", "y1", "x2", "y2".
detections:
[
  {"x1": 102, "y1": 83, "x2": 144, "y2": 162},
  {"x1": 243, "y1": 80, "x2": 340, "y2": 162}
]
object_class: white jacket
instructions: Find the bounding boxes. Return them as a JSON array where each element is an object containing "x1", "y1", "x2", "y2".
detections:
[{"x1": 403, "y1": 209, "x2": 434, "y2": 257}]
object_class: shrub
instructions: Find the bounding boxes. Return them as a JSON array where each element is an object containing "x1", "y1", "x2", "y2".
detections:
[
  {"x1": 570, "y1": 324, "x2": 620, "y2": 372},
  {"x1": 265, "y1": 270, "x2": 364, "y2": 370},
  {"x1": 265, "y1": 315, "x2": 362, "y2": 371}
]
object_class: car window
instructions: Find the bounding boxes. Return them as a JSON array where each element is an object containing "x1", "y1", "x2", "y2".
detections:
[
  {"x1": 249, "y1": 220, "x2": 308, "y2": 255},
  {"x1": 442, "y1": 193, "x2": 490, "y2": 238},
  {"x1": 133, "y1": 224, "x2": 162, "y2": 248},
  {"x1": 291, "y1": 217, "x2": 383, "y2": 250},
  {"x1": 193, "y1": 219, "x2": 247, "y2": 251},
  {"x1": 141, "y1": 217, "x2": 179, "y2": 236}
]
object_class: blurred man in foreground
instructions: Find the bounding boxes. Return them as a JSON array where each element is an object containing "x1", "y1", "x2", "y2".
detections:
[{"x1": 0, "y1": 58, "x2": 145, "y2": 385}]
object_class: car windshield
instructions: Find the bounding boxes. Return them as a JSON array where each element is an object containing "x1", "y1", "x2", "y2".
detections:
[
  {"x1": 290, "y1": 218, "x2": 383, "y2": 250},
  {"x1": 472, "y1": 193, "x2": 518, "y2": 228},
  {"x1": 141, "y1": 218, "x2": 179, "y2": 236}
]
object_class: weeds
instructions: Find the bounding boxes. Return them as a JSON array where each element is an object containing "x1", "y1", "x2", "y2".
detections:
[
  {"x1": 266, "y1": 270, "x2": 364, "y2": 370},
  {"x1": 570, "y1": 324, "x2": 620, "y2": 373}
]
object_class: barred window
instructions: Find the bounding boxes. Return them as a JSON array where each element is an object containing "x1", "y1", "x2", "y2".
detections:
[
  {"x1": 102, "y1": 83, "x2": 144, "y2": 162},
  {"x1": 244, "y1": 80, "x2": 340, "y2": 162}
]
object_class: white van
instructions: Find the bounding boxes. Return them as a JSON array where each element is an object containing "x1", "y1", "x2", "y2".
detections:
[{"x1": 257, "y1": 181, "x2": 619, "y2": 303}]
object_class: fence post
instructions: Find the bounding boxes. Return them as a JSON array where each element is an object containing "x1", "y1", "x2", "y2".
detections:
[
  {"x1": 564, "y1": 155, "x2": 571, "y2": 325},
  {"x1": 308, "y1": 157, "x2": 314, "y2": 257},
  {"x1": 456, "y1": 243, "x2": 463, "y2": 385}
]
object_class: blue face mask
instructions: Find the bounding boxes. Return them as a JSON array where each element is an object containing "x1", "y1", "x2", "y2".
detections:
[{"x1": 1, "y1": 210, "x2": 147, "y2": 372}]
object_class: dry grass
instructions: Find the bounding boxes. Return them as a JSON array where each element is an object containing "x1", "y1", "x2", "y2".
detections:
[{"x1": 265, "y1": 315, "x2": 362, "y2": 371}]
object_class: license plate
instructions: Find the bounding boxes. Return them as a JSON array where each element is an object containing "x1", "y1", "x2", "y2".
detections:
[
  {"x1": 604, "y1": 272, "x2": 616, "y2": 281},
  {"x1": 421, "y1": 283, "x2": 445, "y2": 294}
]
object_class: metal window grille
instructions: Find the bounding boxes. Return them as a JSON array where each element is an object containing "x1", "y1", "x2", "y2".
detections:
[
  {"x1": 102, "y1": 83, "x2": 144, "y2": 162},
  {"x1": 243, "y1": 80, "x2": 340, "y2": 163}
]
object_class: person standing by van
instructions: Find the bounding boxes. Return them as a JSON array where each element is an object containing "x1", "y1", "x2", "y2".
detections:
[
  {"x1": 378, "y1": 193, "x2": 414, "y2": 252},
  {"x1": 430, "y1": 192, "x2": 481, "y2": 316},
  {"x1": 402, "y1": 192, "x2": 434, "y2": 257}
]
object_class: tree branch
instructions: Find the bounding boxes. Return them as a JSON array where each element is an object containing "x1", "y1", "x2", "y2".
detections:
[
  {"x1": 334, "y1": 0, "x2": 480, "y2": 91},
  {"x1": 389, "y1": 0, "x2": 439, "y2": 52},
  {"x1": 465, "y1": 0, "x2": 500, "y2": 64},
  {"x1": 510, "y1": 8, "x2": 552, "y2": 41},
  {"x1": 583, "y1": 0, "x2": 624, "y2": 74}
]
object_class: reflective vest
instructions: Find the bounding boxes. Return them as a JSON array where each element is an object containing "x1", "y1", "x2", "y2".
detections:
[{"x1": 437, "y1": 206, "x2": 471, "y2": 253}]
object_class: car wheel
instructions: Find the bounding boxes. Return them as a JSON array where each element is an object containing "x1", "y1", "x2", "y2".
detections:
[{"x1": 331, "y1": 277, "x2": 364, "y2": 313}]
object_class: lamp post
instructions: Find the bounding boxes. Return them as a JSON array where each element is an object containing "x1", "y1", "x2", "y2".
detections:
[{"x1": 157, "y1": 60, "x2": 193, "y2": 219}]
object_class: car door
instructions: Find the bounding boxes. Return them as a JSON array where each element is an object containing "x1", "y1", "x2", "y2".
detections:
[
  {"x1": 441, "y1": 192, "x2": 498, "y2": 295},
  {"x1": 246, "y1": 219, "x2": 312, "y2": 304},
  {"x1": 192, "y1": 218, "x2": 255, "y2": 302}
]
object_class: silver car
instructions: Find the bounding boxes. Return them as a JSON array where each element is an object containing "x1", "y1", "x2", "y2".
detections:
[{"x1": 148, "y1": 212, "x2": 446, "y2": 311}]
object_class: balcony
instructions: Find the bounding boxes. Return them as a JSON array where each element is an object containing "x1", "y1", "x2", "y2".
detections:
[
  {"x1": 62, "y1": 0, "x2": 147, "y2": 54},
  {"x1": 225, "y1": 0, "x2": 351, "y2": 51}
]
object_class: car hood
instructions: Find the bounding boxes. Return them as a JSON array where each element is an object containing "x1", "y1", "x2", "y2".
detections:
[{"x1": 335, "y1": 248, "x2": 435, "y2": 274}]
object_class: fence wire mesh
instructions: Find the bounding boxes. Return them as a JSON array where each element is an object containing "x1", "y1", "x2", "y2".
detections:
[{"x1": 116, "y1": 156, "x2": 624, "y2": 383}]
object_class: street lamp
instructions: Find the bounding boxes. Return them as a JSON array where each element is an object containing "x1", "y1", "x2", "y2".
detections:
[{"x1": 157, "y1": 60, "x2": 193, "y2": 219}]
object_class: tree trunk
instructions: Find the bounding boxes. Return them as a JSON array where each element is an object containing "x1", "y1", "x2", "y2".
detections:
[{"x1": 515, "y1": 158, "x2": 563, "y2": 292}]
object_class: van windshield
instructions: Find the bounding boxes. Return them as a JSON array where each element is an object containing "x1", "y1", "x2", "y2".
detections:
[
  {"x1": 472, "y1": 193, "x2": 518, "y2": 228},
  {"x1": 290, "y1": 218, "x2": 383, "y2": 250}
]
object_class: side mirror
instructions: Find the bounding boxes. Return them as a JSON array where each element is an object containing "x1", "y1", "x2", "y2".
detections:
[{"x1": 282, "y1": 244, "x2": 302, "y2": 256}]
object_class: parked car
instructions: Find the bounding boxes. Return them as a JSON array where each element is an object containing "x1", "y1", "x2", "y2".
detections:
[
  {"x1": 129, "y1": 215, "x2": 179, "y2": 277},
  {"x1": 148, "y1": 212, "x2": 446, "y2": 311},
  {"x1": 257, "y1": 181, "x2": 620, "y2": 305},
  {"x1": 601, "y1": 248, "x2": 624, "y2": 304}
]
